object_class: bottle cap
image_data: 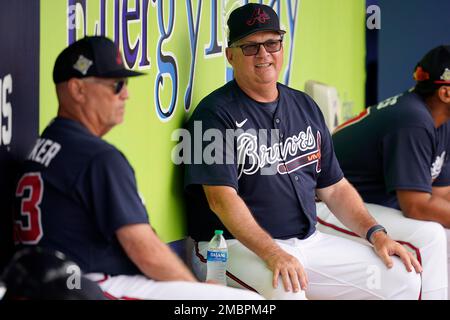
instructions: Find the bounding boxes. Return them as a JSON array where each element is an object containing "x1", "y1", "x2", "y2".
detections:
[{"x1": 214, "y1": 230, "x2": 223, "y2": 235}]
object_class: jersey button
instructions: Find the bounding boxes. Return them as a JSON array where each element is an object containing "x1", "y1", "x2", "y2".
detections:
[
  {"x1": 275, "y1": 118, "x2": 281, "y2": 124},
  {"x1": 280, "y1": 133, "x2": 284, "y2": 138},
  {"x1": 294, "y1": 175, "x2": 300, "y2": 181}
]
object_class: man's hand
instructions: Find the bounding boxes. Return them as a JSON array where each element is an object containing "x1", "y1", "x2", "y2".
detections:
[
  {"x1": 371, "y1": 232, "x2": 423, "y2": 273},
  {"x1": 203, "y1": 185, "x2": 308, "y2": 293},
  {"x1": 264, "y1": 248, "x2": 308, "y2": 293}
]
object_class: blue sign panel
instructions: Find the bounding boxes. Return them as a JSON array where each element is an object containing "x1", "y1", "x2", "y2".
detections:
[{"x1": 0, "y1": 0, "x2": 40, "y2": 271}]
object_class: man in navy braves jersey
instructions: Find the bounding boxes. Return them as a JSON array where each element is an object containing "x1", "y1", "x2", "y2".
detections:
[
  {"x1": 185, "y1": 3, "x2": 422, "y2": 300},
  {"x1": 13, "y1": 36, "x2": 263, "y2": 300},
  {"x1": 317, "y1": 45, "x2": 450, "y2": 299}
]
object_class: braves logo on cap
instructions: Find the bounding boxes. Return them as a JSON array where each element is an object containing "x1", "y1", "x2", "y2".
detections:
[
  {"x1": 246, "y1": 8, "x2": 270, "y2": 26},
  {"x1": 73, "y1": 55, "x2": 93, "y2": 75}
]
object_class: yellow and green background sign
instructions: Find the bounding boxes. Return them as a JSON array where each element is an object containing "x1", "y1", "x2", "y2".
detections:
[{"x1": 39, "y1": 0, "x2": 366, "y2": 242}]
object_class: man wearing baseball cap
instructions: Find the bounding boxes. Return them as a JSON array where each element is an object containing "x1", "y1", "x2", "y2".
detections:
[
  {"x1": 185, "y1": 3, "x2": 422, "y2": 300},
  {"x1": 318, "y1": 45, "x2": 450, "y2": 299},
  {"x1": 13, "y1": 36, "x2": 263, "y2": 300}
]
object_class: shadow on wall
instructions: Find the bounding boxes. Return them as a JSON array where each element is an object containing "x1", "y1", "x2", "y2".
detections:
[{"x1": 377, "y1": 0, "x2": 450, "y2": 101}]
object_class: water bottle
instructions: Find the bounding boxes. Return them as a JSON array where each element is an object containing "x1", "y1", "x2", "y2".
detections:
[{"x1": 206, "y1": 230, "x2": 228, "y2": 286}]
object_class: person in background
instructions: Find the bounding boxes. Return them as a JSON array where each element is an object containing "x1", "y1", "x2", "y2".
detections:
[
  {"x1": 318, "y1": 45, "x2": 450, "y2": 299},
  {"x1": 13, "y1": 36, "x2": 263, "y2": 300},
  {"x1": 184, "y1": 3, "x2": 422, "y2": 300}
]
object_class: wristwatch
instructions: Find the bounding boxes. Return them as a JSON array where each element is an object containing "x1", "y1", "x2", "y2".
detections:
[{"x1": 366, "y1": 224, "x2": 387, "y2": 244}]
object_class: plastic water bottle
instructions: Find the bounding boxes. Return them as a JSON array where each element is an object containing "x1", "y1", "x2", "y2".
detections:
[{"x1": 206, "y1": 230, "x2": 228, "y2": 286}]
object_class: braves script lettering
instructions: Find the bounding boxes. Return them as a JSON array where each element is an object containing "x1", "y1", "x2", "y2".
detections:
[{"x1": 237, "y1": 126, "x2": 321, "y2": 178}]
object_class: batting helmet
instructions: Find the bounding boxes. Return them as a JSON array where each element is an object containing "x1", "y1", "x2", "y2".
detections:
[{"x1": 1, "y1": 247, "x2": 105, "y2": 300}]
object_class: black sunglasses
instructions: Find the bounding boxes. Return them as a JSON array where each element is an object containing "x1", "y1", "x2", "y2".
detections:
[
  {"x1": 83, "y1": 78, "x2": 128, "y2": 94},
  {"x1": 231, "y1": 38, "x2": 283, "y2": 56},
  {"x1": 110, "y1": 79, "x2": 128, "y2": 94}
]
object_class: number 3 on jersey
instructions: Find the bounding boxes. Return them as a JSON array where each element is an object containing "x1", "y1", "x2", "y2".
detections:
[{"x1": 14, "y1": 173, "x2": 44, "y2": 244}]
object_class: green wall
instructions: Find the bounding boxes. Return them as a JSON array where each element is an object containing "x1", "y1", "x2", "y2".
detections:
[{"x1": 40, "y1": 0, "x2": 366, "y2": 242}]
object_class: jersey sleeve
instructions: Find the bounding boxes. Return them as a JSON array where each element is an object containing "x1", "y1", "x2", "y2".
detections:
[
  {"x1": 382, "y1": 126, "x2": 433, "y2": 194},
  {"x1": 433, "y1": 156, "x2": 450, "y2": 186},
  {"x1": 184, "y1": 105, "x2": 239, "y2": 192},
  {"x1": 312, "y1": 102, "x2": 344, "y2": 189},
  {"x1": 78, "y1": 150, "x2": 150, "y2": 239},
  {"x1": 433, "y1": 167, "x2": 450, "y2": 186},
  {"x1": 316, "y1": 128, "x2": 344, "y2": 188}
]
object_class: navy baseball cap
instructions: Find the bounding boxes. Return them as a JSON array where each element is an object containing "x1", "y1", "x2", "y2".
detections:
[
  {"x1": 227, "y1": 3, "x2": 285, "y2": 46},
  {"x1": 53, "y1": 36, "x2": 144, "y2": 84},
  {"x1": 414, "y1": 45, "x2": 450, "y2": 93}
]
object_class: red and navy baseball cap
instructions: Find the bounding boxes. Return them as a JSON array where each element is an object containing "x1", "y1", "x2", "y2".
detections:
[
  {"x1": 53, "y1": 36, "x2": 144, "y2": 84},
  {"x1": 414, "y1": 45, "x2": 450, "y2": 93},
  {"x1": 227, "y1": 3, "x2": 286, "y2": 47}
]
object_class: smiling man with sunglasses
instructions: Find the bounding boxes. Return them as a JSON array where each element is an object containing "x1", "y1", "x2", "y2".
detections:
[
  {"x1": 185, "y1": 3, "x2": 422, "y2": 300},
  {"x1": 12, "y1": 36, "x2": 263, "y2": 300}
]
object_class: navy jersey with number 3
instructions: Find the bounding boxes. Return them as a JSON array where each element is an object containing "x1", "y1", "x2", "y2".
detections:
[{"x1": 14, "y1": 117, "x2": 149, "y2": 275}]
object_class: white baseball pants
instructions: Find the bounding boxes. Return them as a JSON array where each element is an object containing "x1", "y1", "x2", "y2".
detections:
[
  {"x1": 85, "y1": 273, "x2": 264, "y2": 300},
  {"x1": 316, "y1": 201, "x2": 448, "y2": 300},
  {"x1": 192, "y1": 230, "x2": 421, "y2": 300}
]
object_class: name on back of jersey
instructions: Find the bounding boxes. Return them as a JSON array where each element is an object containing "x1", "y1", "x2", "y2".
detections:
[{"x1": 28, "y1": 138, "x2": 61, "y2": 167}]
